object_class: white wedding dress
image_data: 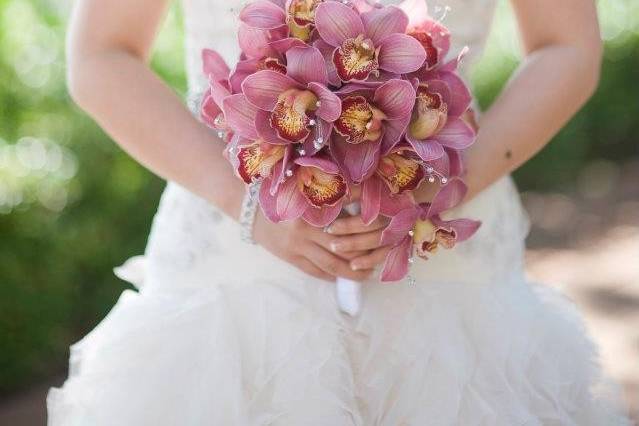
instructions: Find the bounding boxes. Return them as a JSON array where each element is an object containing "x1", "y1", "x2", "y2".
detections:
[{"x1": 47, "y1": 1, "x2": 630, "y2": 425}]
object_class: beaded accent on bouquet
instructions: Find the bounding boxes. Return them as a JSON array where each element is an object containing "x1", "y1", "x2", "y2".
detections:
[{"x1": 200, "y1": 0, "x2": 481, "y2": 282}]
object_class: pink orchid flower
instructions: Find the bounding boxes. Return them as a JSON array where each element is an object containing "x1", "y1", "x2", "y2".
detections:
[
  {"x1": 240, "y1": 46, "x2": 342, "y2": 151},
  {"x1": 259, "y1": 155, "x2": 349, "y2": 227},
  {"x1": 378, "y1": 179, "x2": 481, "y2": 281},
  {"x1": 360, "y1": 145, "x2": 423, "y2": 224},
  {"x1": 314, "y1": 1, "x2": 426, "y2": 82},
  {"x1": 398, "y1": 0, "x2": 451, "y2": 70},
  {"x1": 200, "y1": 49, "x2": 234, "y2": 137},
  {"x1": 227, "y1": 136, "x2": 292, "y2": 184},
  {"x1": 239, "y1": 0, "x2": 324, "y2": 43},
  {"x1": 329, "y1": 78, "x2": 415, "y2": 183},
  {"x1": 405, "y1": 76, "x2": 475, "y2": 162}
]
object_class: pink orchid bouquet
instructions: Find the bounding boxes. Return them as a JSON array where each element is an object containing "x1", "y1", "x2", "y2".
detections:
[{"x1": 200, "y1": 0, "x2": 481, "y2": 313}]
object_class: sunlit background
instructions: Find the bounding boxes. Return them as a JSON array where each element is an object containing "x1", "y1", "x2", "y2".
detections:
[{"x1": 0, "y1": 0, "x2": 637, "y2": 424}]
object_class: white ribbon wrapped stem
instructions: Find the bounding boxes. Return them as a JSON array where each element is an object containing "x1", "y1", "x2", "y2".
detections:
[{"x1": 336, "y1": 202, "x2": 363, "y2": 316}]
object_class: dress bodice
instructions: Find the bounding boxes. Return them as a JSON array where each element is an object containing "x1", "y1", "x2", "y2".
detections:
[{"x1": 181, "y1": 0, "x2": 498, "y2": 101}]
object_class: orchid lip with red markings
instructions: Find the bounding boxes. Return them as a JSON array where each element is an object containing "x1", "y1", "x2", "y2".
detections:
[
  {"x1": 334, "y1": 95, "x2": 385, "y2": 144},
  {"x1": 376, "y1": 148, "x2": 425, "y2": 194},
  {"x1": 297, "y1": 163, "x2": 347, "y2": 207},
  {"x1": 269, "y1": 88, "x2": 319, "y2": 142},
  {"x1": 409, "y1": 83, "x2": 449, "y2": 140},
  {"x1": 235, "y1": 140, "x2": 287, "y2": 183},
  {"x1": 333, "y1": 35, "x2": 380, "y2": 82},
  {"x1": 287, "y1": 0, "x2": 322, "y2": 41}
]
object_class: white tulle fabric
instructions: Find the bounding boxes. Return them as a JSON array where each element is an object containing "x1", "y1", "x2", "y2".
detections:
[{"x1": 47, "y1": 1, "x2": 630, "y2": 424}]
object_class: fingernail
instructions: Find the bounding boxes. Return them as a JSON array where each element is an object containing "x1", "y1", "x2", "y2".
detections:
[
  {"x1": 326, "y1": 226, "x2": 335, "y2": 234},
  {"x1": 351, "y1": 262, "x2": 361, "y2": 271},
  {"x1": 330, "y1": 242, "x2": 342, "y2": 252}
]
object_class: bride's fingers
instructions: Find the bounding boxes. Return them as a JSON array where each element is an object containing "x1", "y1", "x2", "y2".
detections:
[
  {"x1": 308, "y1": 228, "x2": 369, "y2": 259},
  {"x1": 292, "y1": 256, "x2": 336, "y2": 282},
  {"x1": 326, "y1": 215, "x2": 389, "y2": 236},
  {"x1": 305, "y1": 243, "x2": 373, "y2": 281},
  {"x1": 349, "y1": 246, "x2": 393, "y2": 271},
  {"x1": 329, "y1": 230, "x2": 384, "y2": 253}
]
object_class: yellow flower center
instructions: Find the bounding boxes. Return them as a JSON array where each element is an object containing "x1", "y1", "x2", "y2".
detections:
[
  {"x1": 409, "y1": 84, "x2": 448, "y2": 140},
  {"x1": 297, "y1": 166, "x2": 346, "y2": 207},
  {"x1": 270, "y1": 89, "x2": 319, "y2": 143},
  {"x1": 334, "y1": 95, "x2": 386, "y2": 144}
]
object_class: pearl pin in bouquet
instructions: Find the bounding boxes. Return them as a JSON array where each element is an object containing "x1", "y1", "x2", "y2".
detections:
[{"x1": 200, "y1": 0, "x2": 480, "y2": 316}]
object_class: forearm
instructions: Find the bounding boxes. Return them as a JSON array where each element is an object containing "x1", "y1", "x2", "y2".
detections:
[
  {"x1": 416, "y1": 43, "x2": 601, "y2": 203},
  {"x1": 68, "y1": 49, "x2": 244, "y2": 218}
]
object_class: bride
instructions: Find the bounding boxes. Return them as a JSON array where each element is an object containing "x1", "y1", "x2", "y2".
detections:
[{"x1": 48, "y1": 0, "x2": 630, "y2": 424}]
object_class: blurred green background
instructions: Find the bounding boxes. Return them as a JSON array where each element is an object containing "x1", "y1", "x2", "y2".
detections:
[{"x1": 0, "y1": 0, "x2": 637, "y2": 397}]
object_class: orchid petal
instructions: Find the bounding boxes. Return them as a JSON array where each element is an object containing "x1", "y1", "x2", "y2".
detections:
[
  {"x1": 424, "y1": 79, "x2": 452, "y2": 108},
  {"x1": 361, "y1": 5, "x2": 409, "y2": 45},
  {"x1": 447, "y1": 148, "x2": 464, "y2": 177},
  {"x1": 238, "y1": 24, "x2": 276, "y2": 59},
  {"x1": 373, "y1": 79, "x2": 415, "y2": 119},
  {"x1": 269, "y1": 37, "x2": 307, "y2": 55},
  {"x1": 361, "y1": 177, "x2": 381, "y2": 225},
  {"x1": 294, "y1": 155, "x2": 341, "y2": 174},
  {"x1": 381, "y1": 236, "x2": 413, "y2": 282},
  {"x1": 276, "y1": 176, "x2": 308, "y2": 221},
  {"x1": 378, "y1": 33, "x2": 426, "y2": 74},
  {"x1": 380, "y1": 116, "x2": 410, "y2": 155},
  {"x1": 335, "y1": 83, "x2": 375, "y2": 96},
  {"x1": 270, "y1": 146, "x2": 292, "y2": 195},
  {"x1": 222, "y1": 94, "x2": 259, "y2": 140},
  {"x1": 308, "y1": 82, "x2": 341, "y2": 122},
  {"x1": 380, "y1": 189, "x2": 416, "y2": 216},
  {"x1": 432, "y1": 217, "x2": 481, "y2": 242},
  {"x1": 433, "y1": 118, "x2": 475, "y2": 150},
  {"x1": 381, "y1": 207, "x2": 419, "y2": 246},
  {"x1": 427, "y1": 178, "x2": 468, "y2": 217},
  {"x1": 242, "y1": 70, "x2": 301, "y2": 111},
  {"x1": 259, "y1": 177, "x2": 282, "y2": 222},
  {"x1": 286, "y1": 46, "x2": 328, "y2": 85},
  {"x1": 303, "y1": 203, "x2": 343, "y2": 227},
  {"x1": 330, "y1": 137, "x2": 381, "y2": 183},
  {"x1": 314, "y1": 1, "x2": 365, "y2": 47},
  {"x1": 229, "y1": 59, "x2": 260, "y2": 94},
  {"x1": 439, "y1": 72, "x2": 472, "y2": 117},
  {"x1": 406, "y1": 137, "x2": 445, "y2": 161},
  {"x1": 425, "y1": 152, "x2": 450, "y2": 177},
  {"x1": 202, "y1": 49, "x2": 230, "y2": 82},
  {"x1": 200, "y1": 92, "x2": 222, "y2": 129},
  {"x1": 313, "y1": 39, "x2": 341, "y2": 87},
  {"x1": 239, "y1": 0, "x2": 287, "y2": 29},
  {"x1": 209, "y1": 78, "x2": 232, "y2": 108},
  {"x1": 301, "y1": 120, "x2": 332, "y2": 155}
]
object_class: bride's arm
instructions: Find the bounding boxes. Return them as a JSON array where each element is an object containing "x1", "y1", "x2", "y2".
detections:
[
  {"x1": 67, "y1": 0, "x2": 377, "y2": 282},
  {"x1": 417, "y1": 0, "x2": 603, "y2": 202},
  {"x1": 67, "y1": 0, "x2": 244, "y2": 215}
]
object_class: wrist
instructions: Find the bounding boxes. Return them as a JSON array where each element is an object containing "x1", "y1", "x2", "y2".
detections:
[{"x1": 238, "y1": 181, "x2": 261, "y2": 244}]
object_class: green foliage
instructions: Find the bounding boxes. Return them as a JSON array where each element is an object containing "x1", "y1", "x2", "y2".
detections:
[{"x1": 0, "y1": 0, "x2": 637, "y2": 393}]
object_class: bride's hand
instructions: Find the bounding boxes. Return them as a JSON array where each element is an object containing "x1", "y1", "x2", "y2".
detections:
[
  {"x1": 253, "y1": 211, "x2": 375, "y2": 282},
  {"x1": 325, "y1": 215, "x2": 391, "y2": 272}
]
